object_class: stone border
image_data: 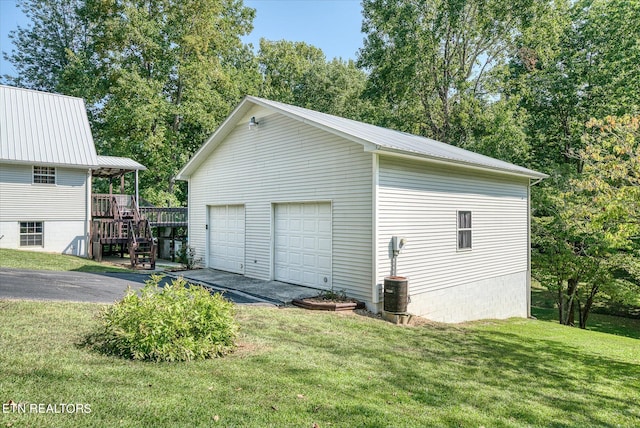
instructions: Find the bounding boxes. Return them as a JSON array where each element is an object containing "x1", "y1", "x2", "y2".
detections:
[{"x1": 292, "y1": 298, "x2": 366, "y2": 312}]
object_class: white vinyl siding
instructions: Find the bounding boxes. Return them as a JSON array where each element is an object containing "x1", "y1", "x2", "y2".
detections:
[
  {"x1": 377, "y1": 156, "x2": 529, "y2": 297},
  {"x1": 1, "y1": 163, "x2": 89, "y2": 256},
  {"x1": 188, "y1": 109, "x2": 373, "y2": 301},
  {"x1": 0, "y1": 164, "x2": 88, "y2": 220}
]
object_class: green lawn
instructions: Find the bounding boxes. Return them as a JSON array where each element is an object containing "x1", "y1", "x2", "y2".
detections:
[
  {"x1": 531, "y1": 287, "x2": 640, "y2": 340},
  {"x1": 0, "y1": 248, "x2": 128, "y2": 272},
  {"x1": 0, "y1": 301, "x2": 638, "y2": 427}
]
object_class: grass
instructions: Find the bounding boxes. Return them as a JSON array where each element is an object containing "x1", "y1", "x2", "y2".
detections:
[
  {"x1": 0, "y1": 248, "x2": 128, "y2": 273},
  {"x1": 0, "y1": 301, "x2": 638, "y2": 427},
  {"x1": 531, "y1": 286, "x2": 640, "y2": 340}
]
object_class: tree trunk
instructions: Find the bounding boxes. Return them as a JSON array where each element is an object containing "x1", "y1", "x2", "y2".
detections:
[
  {"x1": 563, "y1": 278, "x2": 579, "y2": 326},
  {"x1": 579, "y1": 285, "x2": 599, "y2": 329},
  {"x1": 557, "y1": 284, "x2": 563, "y2": 324}
]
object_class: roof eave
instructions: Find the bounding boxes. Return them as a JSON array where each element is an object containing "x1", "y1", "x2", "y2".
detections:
[
  {"x1": 373, "y1": 148, "x2": 549, "y2": 180},
  {"x1": 0, "y1": 158, "x2": 98, "y2": 169}
]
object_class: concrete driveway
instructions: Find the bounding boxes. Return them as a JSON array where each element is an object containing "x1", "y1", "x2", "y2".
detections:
[
  {"x1": 172, "y1": 269, "x2": 320, "y2": 305},
  {"x1": 0, "y1": 268, "x2": 264, "y2": 304}
]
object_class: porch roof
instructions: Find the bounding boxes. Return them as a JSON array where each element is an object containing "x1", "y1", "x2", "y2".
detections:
[{"x1": 93, "y1": 155, "x2": 146, "y2": 178}]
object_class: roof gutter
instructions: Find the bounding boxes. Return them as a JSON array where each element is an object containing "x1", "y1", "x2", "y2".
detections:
[{"x1": 0, "y1": 158, "x2": 100, "y2": 169}]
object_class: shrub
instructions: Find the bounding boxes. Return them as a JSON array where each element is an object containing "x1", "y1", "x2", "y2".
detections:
[
  {"x1": 91, "y1": 275, "x2": 238, "y2": 362},
  {"x1": 176, "y1": 244, "x2": 199, "y2": 270}
]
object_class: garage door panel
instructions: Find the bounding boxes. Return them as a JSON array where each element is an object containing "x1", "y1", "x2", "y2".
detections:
[
  {"x1": 208, "y1": 205, "x2": 245, "y2": 274},
  {"x1": 303, "y1": 272, "x2": 316, "y2": 285},
  {"x1": 290, "y1": 252, "x2": 301, "y2": 264},
  {"x1": 318, "y1": 238, "x2": 331, "y2": 251},
  {"x1": 303, "y1": 236, "x2": 316, "y2": 250},
  {"x1": 275, "y1": 202, "x2": 331, "y2": 289},
  {"x1": 318, "y1": 255, "x2": 331, "y2": 269},
  {"x1": 303, "y1": 219, "x2": 316, "y2": 233},
  {"x1": 289, "y1": 235, "x2": 302, "y2": 247}
]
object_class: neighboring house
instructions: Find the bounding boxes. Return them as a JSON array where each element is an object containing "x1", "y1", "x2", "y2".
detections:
[
  {"x1": 0, "y1": 85, "x2": 145, "y2": 258},
  {"x1": 176, "y1": 96, "x2": 547, "y2": 322}
]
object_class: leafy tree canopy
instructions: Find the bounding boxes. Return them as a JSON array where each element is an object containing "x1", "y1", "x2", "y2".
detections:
[
  {"x1": 357, "y1": 0, "x2": 552, "y2": 156},
  {"x1": 533, "y1": 115, "x2": 640, "y2": 328}
]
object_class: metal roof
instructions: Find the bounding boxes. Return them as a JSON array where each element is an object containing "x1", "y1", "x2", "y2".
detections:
[
  {"x1": 0, "y1": 85, "x2": 98, "y2": 168},
  {"x1": 178, "y1": 96, "x2": 547, "y2": 180},
  {"x1": 248, "y1": 97, "x2": 547, "y2": 179},
  {"x1": 93, "y1": 155, "x2": 146, "y2": 178}
]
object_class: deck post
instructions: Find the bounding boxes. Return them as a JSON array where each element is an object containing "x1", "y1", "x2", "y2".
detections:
[{"x1": 135, "y1": 169, "x2": 140, "y2": 205}]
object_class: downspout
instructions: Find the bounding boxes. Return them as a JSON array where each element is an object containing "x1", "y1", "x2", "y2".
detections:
[
  {"x1": 86, "y1": 169, "x2": 93, "y2": 258},
  {"x1": 371, "y1": 153, "x2": 380, "y2": 307},
  {"x1": 135, "y1": 169, "x2": 140, "y2": 205}
]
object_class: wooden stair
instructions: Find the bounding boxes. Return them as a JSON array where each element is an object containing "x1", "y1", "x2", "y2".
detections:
[
  {"x1": 90, "y1": 194, "x2": 156, "y2": 270},
  {"x1": 128, "y1": 218, "x2": 156, "y2": 270}
]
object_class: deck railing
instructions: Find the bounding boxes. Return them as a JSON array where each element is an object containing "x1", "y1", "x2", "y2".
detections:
[
  {"x1": 91, "y1": 219, "x2": 129, "y2": 242},
  {"x1": 92, "y1": 194, "x2": 133, "y2": 218},
  {"x1": 92, "y1": 194, "x2": 187, "y2": 228},
  {"x1": 139, "y1": 207, "x2": 188, "y2": 226}
]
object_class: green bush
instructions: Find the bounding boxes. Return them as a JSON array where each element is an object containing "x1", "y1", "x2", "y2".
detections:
[
  {"x1": 92, "y1": 275, "x2": 238, "y2": 362},
  {"x1": 176, "y1": 244, "x2": 199, "y2": 270}
]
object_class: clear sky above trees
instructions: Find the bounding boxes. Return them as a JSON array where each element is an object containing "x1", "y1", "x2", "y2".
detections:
[{"x1": 0, "y1": 0, "x2": 365, "y2": 77}]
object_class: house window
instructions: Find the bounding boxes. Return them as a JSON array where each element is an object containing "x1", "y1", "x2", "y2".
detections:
[
  {"x1": 20, "y1": 222, "x2": 44, "y2": 247},
  {"x1": 33, "y1": 166, "x2": 56, "y2": 184},
  {"x1": 457, "y1": 211, "x2": 472, "y2": 250}
]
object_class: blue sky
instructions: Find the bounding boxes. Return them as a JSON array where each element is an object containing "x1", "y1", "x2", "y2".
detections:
[{"x1": 0, "y1": 0, "x2": 365, "y2": 78}]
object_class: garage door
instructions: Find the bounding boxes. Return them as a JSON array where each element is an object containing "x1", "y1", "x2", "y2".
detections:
[
  {"x1": 275, "y1": 202, "x2": 331, "y2": 289},
  {"x1": 208, "y1": 205, "x2": 245, "y2": 274}
]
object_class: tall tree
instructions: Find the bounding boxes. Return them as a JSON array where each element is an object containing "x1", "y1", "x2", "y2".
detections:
[
  {"x1": 532, "y1": 116, "x2": 640, "y2": 328},
  {"x1": 2, "y1": 0, "x2": 101, "y2": 101},
  {"x1": 256, "y1": 39, "x2": 380, "y2": 123},
  {"x1": 5, "y1": 0, "x2": 257, "y2": 206},
  {"x1": 357, "y1": 0, "x2": 549, "y2": 154},
  {"x1": 89, "y1": 0, "x2": 256, "y2": 205},
  {"x1": 510, "y1": 0, "x2": 640, "y2": 175},
  {"x1": 257, "y1": 39, "x2": 326, "y2": 104}
]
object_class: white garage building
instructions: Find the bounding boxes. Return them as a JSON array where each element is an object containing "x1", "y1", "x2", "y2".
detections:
[{"x1": 176, "y1": 96, "x2": 546, "y2": 322}]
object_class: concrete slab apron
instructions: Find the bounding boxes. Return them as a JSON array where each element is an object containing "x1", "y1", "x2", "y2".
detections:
[{"x1": 166, "y1": 269, "x2": 320, "y2": 305}]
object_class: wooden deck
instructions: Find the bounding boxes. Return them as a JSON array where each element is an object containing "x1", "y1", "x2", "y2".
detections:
[
  {"x1": 90, "y1": 194, "x2": 186, "y2": 269},
  {"x1": 139, "y1": 207, "x2": 188, "y2": 227}
]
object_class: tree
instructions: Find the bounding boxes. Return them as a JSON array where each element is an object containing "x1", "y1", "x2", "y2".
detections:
[
  {"x1": 257, "y1": 39, "x2": 326, "y2": 104},
  {"x1": 89, "y1": 0, "x2": 257, "y2": 205},
  {"x1": 357, "y1": 0, "x2": 550, "y2": 154},
  {"x1": 5, "y1": 0, "x2": 258, "y2": 206},
  {"x1": 256, "y1": 39, "x2": 381, "y2": 124},
  {"x1": 532, "y1": 116, "x2": 640, "y2": 328},
  {"x1": 510, "y1": 0, "x2": 640, "y2": 175},
  {"x1": 2, "y1": 0, "x2": 101, "y2": 102}
]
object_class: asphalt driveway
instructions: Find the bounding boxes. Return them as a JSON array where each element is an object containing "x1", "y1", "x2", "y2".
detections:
[{"x1": 0, "y1": 268, "x2": 260, "y2": 304}]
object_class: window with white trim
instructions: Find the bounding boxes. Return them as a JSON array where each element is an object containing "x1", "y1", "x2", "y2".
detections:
[
  {"x1": 20, "y1": 222, "x2": 44, "y2": 247},
  {"x1": 33, "y1": 166, "x2": 56, "y2": 184},
  {"x1": 457, "y1": 211, "x2": 472, "y2": 250}
]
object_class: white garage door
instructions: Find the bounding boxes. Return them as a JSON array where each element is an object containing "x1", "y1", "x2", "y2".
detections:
[
  {"x1": 275, "y1": 202, "x2": 332, "y2": 289},
  {"x1": 208, "y1": 205, "x2": 245, "y2": 274}
]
